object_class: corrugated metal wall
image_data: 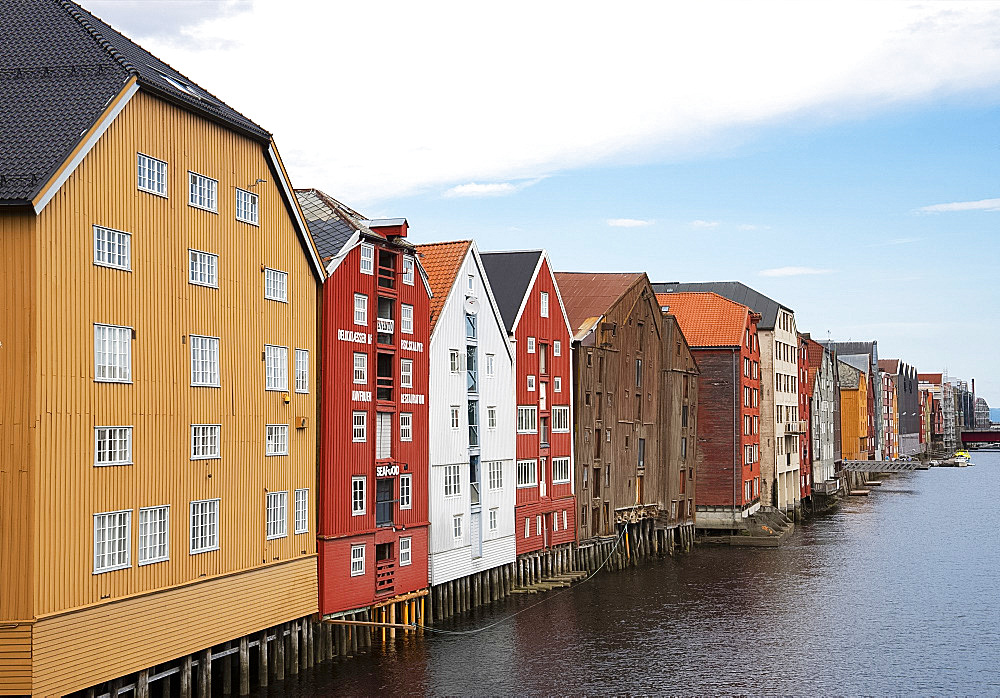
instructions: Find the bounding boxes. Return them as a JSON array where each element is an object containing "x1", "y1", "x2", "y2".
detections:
[{"x1": 23, "y1": 89, "x2": 318, "y2": 635}]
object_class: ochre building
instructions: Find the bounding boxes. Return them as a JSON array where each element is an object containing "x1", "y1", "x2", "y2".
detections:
[{"x1": 1, "y1": 3, "x2": 324, "y2": 694}]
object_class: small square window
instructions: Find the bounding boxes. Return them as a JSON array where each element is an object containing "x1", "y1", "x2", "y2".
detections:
[
  {"x1": 190, "y1": 335, "x2": 220, "y2": 387},
  {"x1": 188, "y1": 171, "x2": 218, "y2": 212},
  {"x1": 400, "y1": 536, "x2": 412, "y2": 565},
  {"x1": 360, "y1": 243, "x2": 374, "y2": 275},
  {"x1": 351, "y1": 544, "x2": 365, "y2": 575},
  {"x1": 554, "y1": 376, "x2": 562, "y2": 393},
  {"x1": 527, "y1": 375, "x2": 536, "y2": 392},
  {"x1": 190, "y1": 424, "x2": 220, "y2": 460},
  {"x1": 94, "y1": 323, "x2": 132, "y2": 383},
  {"x1": 265, "y1": 491, "x2": 288, "y2": 540},
  {"x1": 264, "y1": 268, "x2": 288, "y2": 302},
  {"x1": 266, "y1": 424, "x2": 289, "y2": 455},
  {"x1": 401, "y1": 304, "x2": 414, "y2": 334},
  {"x1": 189, "y1": 249, "x2": 218, "y2": 288},
  {"x1": 136, "y1": 153, "x2": 167, "y2": 196},
  {"x1": 400, "y1": 412, "x2": 413, "y2": 441},
  {"x1": 354, "y1": 352, "x2": 368, "y2": 384},
  {"x1": 235, "y1": 188, "x2": 259, "y2": 225},
  {"x1": 93, "y1": 225, "x2": 131, "y2": 271},
  {"x1": 95, "y1": 426, "x2": 132, "y2": 466},
  {"x1": 353, "y1": 412, "x2": 367, "y2": 442},
  {"x1": 402, "y1": 256, "x2": 415, "y2": 285}
]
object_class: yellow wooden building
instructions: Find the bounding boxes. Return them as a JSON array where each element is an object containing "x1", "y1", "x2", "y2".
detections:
[
  {"x1": 837, "y1": 360, "x2": 871, "y2": 462},
  {"x1": 1, "y1": 2, "x2": 324, "y2": 694}
]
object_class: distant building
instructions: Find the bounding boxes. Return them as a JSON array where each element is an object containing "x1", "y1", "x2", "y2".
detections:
[
  {"x1": 879, "y1": 359, "x2": 920, "y2": 455},
  {"x1": 880, "y1": 372, "x2": 899, "y2": 459},
  {"x1": 839, "y1": 361, "x2": 872, "y2": 461},
  {"x1": 654, "y1": 282, "x2": 801, "y2": 515},
  {"x1": 654, "y1": 292, "x2": 762, "y2": 532},
  {"x1": 798, "y1": 335, "x2": 812, "y2": 501},
  {"x1": 822, "y1": 342, "x2": 884, "y2": 460},
  {"x1": 802, "y1": 336, "x2": 838, "y2": 496},
  {"x1": 558, "y1": 273, "x2": 699, "y2": 549},
  {"x1": 975, "y1": 397, "x2": 991, "y2": 429}
]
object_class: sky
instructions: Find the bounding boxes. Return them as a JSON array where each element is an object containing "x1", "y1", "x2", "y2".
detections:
[{"x1": 88, "y1": 0, "x2": 1000, "y2": 403}]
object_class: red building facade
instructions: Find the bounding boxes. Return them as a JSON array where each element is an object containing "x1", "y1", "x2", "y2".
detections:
[
  {"x1": 655, "y1": 292, "x2": 761, "y2": 529},
  {"x1": 798, "y1": 334, "x2": 812, "y2": 501},
  {"x1": 297, "y1": 190, "x2": 432, "y2": 615},
  {"x1": 481, "y1": 251, "x2": 576, "y2": 555}
]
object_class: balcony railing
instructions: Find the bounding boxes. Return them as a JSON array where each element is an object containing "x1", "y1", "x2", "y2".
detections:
[
  {"x1": 469, "y1": 423, "x2": 480, "y2": 447},
  {"x1": 470, "y1": 481, "x2": 481, "y2": 506},
  {"x1": 377, "y1": 266, "x2": 395, "y2": 289},
  {"x1": 785, "y1": 421, "x2": 806, "y2": 434},
  {"x1": 377, "y1": 376, "x2": 393, "y2": 402},
  {"x1": 375, "y1": 558, "x2": 395, "y2": 595}
]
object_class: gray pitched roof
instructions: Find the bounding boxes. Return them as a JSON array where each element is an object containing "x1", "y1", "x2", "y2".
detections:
[
  {"x1": 652, "y1": 281, "x2": 792, "y2": 330},
  {"x1": 1, "y1": 0, "x2": 270, "y2": 205},
  {"x1": 294, "y1": 189, "x2": 365, "y2": 261},
  {"x1": 480, "y1": 250, "x2": 543, "y2": 333}
]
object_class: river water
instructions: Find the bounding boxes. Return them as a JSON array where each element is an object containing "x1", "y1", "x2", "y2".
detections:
[{"x1": 260, "y1": 452, "x2": 1000, "y2": 695}]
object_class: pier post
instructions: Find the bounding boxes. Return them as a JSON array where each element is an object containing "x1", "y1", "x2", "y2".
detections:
[
  {"x1": 180, "y1": 654, "x2": 193, "y2": 698},
  {"x1": 239, "y1": 636, "x2": 250, "y2": 696},
  {"x1": 198, "y1": 649, "x2": 211, "y2": 698},
  {"x1": 222, "y1": 641, "x2": 233, "y2": 693},
  {"x1": 258, "y1": 631, "x2": 269, "y2": 687},
  {"x1": 275, "y1": 625, "x2": 285, "y2": 681},
  {"x1": 289, "y1": 622, "x2": 299, "y2": 675},
  {"x1": 136, "y1": 670, "x2": 149, "y2": 698},
  {"x1": 389, "y1": 602, "x2": 397, "y2": 640}
]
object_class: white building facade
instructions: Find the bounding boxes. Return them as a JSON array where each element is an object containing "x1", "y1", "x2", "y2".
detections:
[{"x1": 419, "y1": 241, "x2": 517, "y2": 586}]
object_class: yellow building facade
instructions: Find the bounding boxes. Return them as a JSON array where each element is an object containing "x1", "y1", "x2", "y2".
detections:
[
  {"x1": 1, "y1": 80, "x2": 323, "y2": 695},
  {"x1": 838, "y1": 362, "x2": 870, "y2": 462}
]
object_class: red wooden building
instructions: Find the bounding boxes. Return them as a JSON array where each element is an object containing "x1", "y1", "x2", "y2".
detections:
[
  {"x1": 481, "y1": 251, "x2": 576, "y2": 555},
  {"x1": 296, "y1": 190, "x2": 432, "y2": 616},
  {"x1": 798, "y1": 334, "x2": 812, "y2": 501},
  {"x1": 655, "y1": 292, "x2": 761, "y2": 532}
]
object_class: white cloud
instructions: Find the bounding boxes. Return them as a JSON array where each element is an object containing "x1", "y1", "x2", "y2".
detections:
[
  {"x1": 442, "y1": 178, "x2": 544, "y2": 198},
  {"x1": 607, "y1": 218, "x2": 653, "y2": 228},
  {"x1": 102, "y1": 2, "x2": 1000, "y2": 204},
  {"x1": 759, "y1": 266, "x2": 834, "y2": 277},
  {"x1": 690, "y1": 220, "x2": 720, "y2": 228},
  {"x1": 737, "y1": 223, "x2": 771, "y2": 231},
  {"x1": 916, "y1": 198, "x2": 1000, "y2": 213}
]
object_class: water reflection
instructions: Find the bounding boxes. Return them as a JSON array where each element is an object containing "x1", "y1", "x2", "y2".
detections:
[{"x1": 261, "y1": 454, "x2": 1000, "y2": 696}]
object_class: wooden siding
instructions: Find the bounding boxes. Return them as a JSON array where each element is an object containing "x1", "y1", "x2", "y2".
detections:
[
  {"x1": 0, "y1": 625, "x2": 31, "y2": 694},
  {"x1": 31, "y1": 557, "x2": 317, "y2": 696},
  {"x1": 427, "y1": 246, "x2": 516, "y2": 583},
  {"x1": 840, "y1": 371, "x2": 870, "y2": 461},
  {"x1": 318, "y1": 235, "x2": 431, "y2": 614},
  {"x1": 658, "y1": 316, "x2": 700, "y2": 525},
  {"x1": 690, "y1": 350, "x2": 739, "y2": 507},
  {"x1": 572, "y1": 277, "x2": 664, "y2": 541},
  {"x1": 512, "y1": 257, "x2": 576, "y2": 554},
  {"x1": 0, "y1": 209, "x2": 35, "y2": 626}
]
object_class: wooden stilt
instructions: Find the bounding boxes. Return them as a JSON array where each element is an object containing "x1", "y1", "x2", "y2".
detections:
[
  {"x1": 258, "y1": 631, "x2": 269, "y2": 688},
  {"x1": 288, "y1": 622, "x2": 299, "y2": 675},
  {"x1": 239, "y1": 636, "x2": 250, "y2": 696},
  {"x1": 110, "y1": 678, "x2": 123, "y2": 698},
  {"x1": 198, "y1": 649, "x2": 211, "y2": 698},
  {"x1": 136, "y1": 670, "x2": 149, "y2": 698},
  {"x1": 181, "y1": 655, "x2": 193, "y2": 698}
]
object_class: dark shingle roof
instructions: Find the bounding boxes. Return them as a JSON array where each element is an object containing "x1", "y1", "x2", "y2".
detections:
[
  {"x1": 0, "y1": 0, "x2": 269, "y2": 204},
  {"x1": 294, "y1": 189, "x2": 366, "y2": 261},
  {"x1": 652, "y1": 281, "x2": 792, "y2": 330},
  {"x1": 480, "y1": 250, "x2": 543, "y2": 333}
]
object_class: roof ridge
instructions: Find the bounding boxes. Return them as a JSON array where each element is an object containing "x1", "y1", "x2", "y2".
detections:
[
  {"x1": 58, "y1": 0, "x2": 136, "y2": 75},
  {"x1": 416, "y1": 239, "x2": 473, "y2": 248}
]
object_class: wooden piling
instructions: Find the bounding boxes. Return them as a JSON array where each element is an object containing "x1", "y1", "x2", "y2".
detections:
[
  {"x1": 239, "y1": 636, "x2": 250, "y2": 696},
  {"x1": 181, "y1": 654, "x2": 193, "y2": 698},
  {"x1": 258, "y1": 631, "x2": 269, "y2": 687},
  {"x1": 198, "y1": 649, "x2": 211, "y2": 698},
  {"x1": 136, "y1": 670, "x2": 149, "y2": 698},
  {"x1": 221, "y1": 641, "x2": 233, "y2": 694},
  {"x1": 289, "y1": 622, "x2": 299, "y2": 675}
]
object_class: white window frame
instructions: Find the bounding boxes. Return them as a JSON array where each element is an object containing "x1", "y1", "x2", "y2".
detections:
[
  {"x1": 453, "y1": 514, "x2": 463, "y2": 542},
  {"x1": 525, "y1": 517, "x2": 530, "y2": 538},
  {"x1": 450, "y1": 350, "x2": 462, "y2": 373},
  {"x1": 517, "y1": 406, "x2": 537, "y2": 434},
  {"x1": 487, "y1": 406, "x2": 497, "y2": 429},
  {"x1": 138, "y1": 505, "x2": 169, "y2": 565},
  {"x1": 190, "y1": 499, "x2": 220, "y2": 554},
  {"x1": 264, "y1": 344, "x2": 289, "y2": 391},
  {"x1": 93, "y1": 225, "x2": 131, "y2": 271},
  {"x1": 189, "y1": 334, "x2": 220, "y2": 387},
  {"x1": 188, "y1": 249, "x2": 218, "y2": 288},
  {"x1": 401, "y1": 304, "x2": 414, "y2": 334},
  {"x1": 400, "y1": 412, "x2": 413, "y2": 442},
  {"x1": 353, "y1": 411, "x2": 367, "y2": 442},
  {"x1": 399, "y1": 474, "x2": 412, "y2": 510},
  {"x1": 136, "y1": 152, "x2": 167, "y2": 196},
  {"x1": 444, "y1": 464, "x2": 461, "y2": 497},
  {"x1": 190, "y1": 424, "x2": 221, "y2": 460},
  {"x1": 188, "y1": 171, "x2": 218, "y2": 213},
  {"x1": 352, "y1": 476, "x2": 367, "y2": 515},
  {"x1": 552, "y1": 457, "x2": 571, "y2": 484},
  {"x1": 266, "y1": 491, "x2": 288, "y2": 540},
  {"x1": 527, "y1": 375, "x2": 536, "y2": 392},
  {"x1": 399, "y1": 536, "x2": 412, "y2": 565},
  {"x1": 294, "y1": 488, "x2": 309, "y2": 534},
  {"x1": 450, "y1": 406, "x2": 461, "y2": 430},
  {"x1": 265, "y1": 424, "x2": 289, "y2": 456},
  {"x1": 94, "y1": 425, "x2": 133, "y2": 466},
  {"x1": 359, "y1": 243, "x2": 374, "y2": 275},
  {"x1": 536, "y1": 515, "x2": 542, "y2": 536},
  {"x1": 517, "y1": 459, "x2": 538, "y2": 488},
  {"x1": 235, "y1": 187, "x2": 259, "y2": 225},
  {"x1": 351, "y1": 544, "x2": 365, "y2": 576},
  {"x1": 554, "y1": 376, "x2": 562, "y2": 393},
  {"x1": 353, "y1": 352, "x2": 368, "y2": 384},
  {"x1": 540, "y1": 291, "x2": 549, "y2": 317},
  {"x1": 489, "y1": 508, "x2": 498, "y2": 532},
  {"x1": 354, "y1": 294, "x2": 368, "y2": 326},
  {"x1": 93, "y1": 509, "x2": 131, "y2": 573},
  {"x1": 527, "y1": 337, "x2": 536, "y2": 353},
  {"x1": 295, "y1": 349, "x2": 309, "y2": 393},
  {"x1": 264, "y1": 268, "x2": 288, "y2": 303},
  {"x1": 94, "y1": 323, "x2": 132, "y2": 383},
  {"x1": 402, "y1": 257, "x2": 415, "y2": 285},
  {"x1": 488, "y1": 460, "x2": 503, "y2": 490},
  {"x1": 485, "y1": 353, "x2": 496, "y2": 377},
  {"x1": 554, "y1": 340, "x2": 561, "y2": 357},
  {"x1": 400, "y1": 358, "x2": 413, "y2": 388},
  {"x1": 552, "y1": 406, "x2": 570, "y2": 432}
]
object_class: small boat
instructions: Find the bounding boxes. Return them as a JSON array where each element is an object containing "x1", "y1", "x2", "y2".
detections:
[{"x1": 954, "y1": 450, "x2": 973, "y2": 466}]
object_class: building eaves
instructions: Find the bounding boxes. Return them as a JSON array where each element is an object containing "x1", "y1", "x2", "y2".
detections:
[
  {"x1": 652, "y1": 281, "x2": 792, "y2": 330},
  {"x1": 415, "y1": 240, "x2": 473, "y2": 332}
]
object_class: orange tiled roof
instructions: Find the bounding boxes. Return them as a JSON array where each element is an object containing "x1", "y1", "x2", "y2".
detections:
[
  {"x1": 415, "y1": 240, "x2": 472, "y2": 332},
  {"x1": 654, "y1": 292, "x2": 751, "y2": 347},
  {"x1": 803, "y1": 337, "x2": 827, "y2": 392}
]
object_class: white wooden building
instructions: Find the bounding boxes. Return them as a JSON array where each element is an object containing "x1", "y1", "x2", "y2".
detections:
[{"x1": 416, "y1": 240, "x2": 516, "y2": 585}]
